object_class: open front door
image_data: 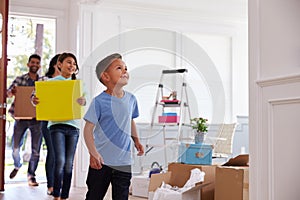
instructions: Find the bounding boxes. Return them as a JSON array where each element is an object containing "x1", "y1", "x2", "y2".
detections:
[{"x1": 0, "y1": 0, "x2": 8, "y2": 191}]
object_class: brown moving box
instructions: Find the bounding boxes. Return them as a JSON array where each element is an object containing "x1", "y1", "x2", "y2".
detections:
[
  {"x1": 215, "y1": 154, "x2": 249, "y2": 200},
  {"x1": 148, "y1": 165, "x2": 211, "y2": 200},
  {"x1": 167, "y1": 162, "x2": 216, "y2": 200},
  {"x1": 14, "y1": 86, "x2": 35, "y2": 119}
]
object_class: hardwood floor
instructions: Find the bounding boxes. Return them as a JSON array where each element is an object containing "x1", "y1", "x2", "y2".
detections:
[
  {"x1": 2, "y1": 158, "x2": 146, "y2": 199},
  {"x1": 0, "y1": 182, "x2": 147, "y2": 200}
]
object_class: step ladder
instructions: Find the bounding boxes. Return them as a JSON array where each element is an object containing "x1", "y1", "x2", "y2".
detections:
[{"x1": 145, "y1": 69, "x2": 192, "y2": 167}]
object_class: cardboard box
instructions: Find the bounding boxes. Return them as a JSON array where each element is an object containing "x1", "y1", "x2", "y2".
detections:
[
  {"x1": 149, "y1": 172, "x2": 209, "y2": 200},
  {"x1": 14, "y1": 86, "x2": 36, "y2": 119},
  {"x1": 35, "y1": 80, "x2": 84, "y2": 121},
  {"x1": 148, "y1": 163, "x2": 215, "y2": 200},
  {"x1": 168, "y1": 163, "x2": 215, "y2": 200},
  {"x1": 222, "y1": 154, "x2": 249, "y2": 166},
  {"x1": 178, "y1": 143, "x2": 213, "y2": 165},
  {"x1": 131, "y1": 175, "x2": 150, "y2": 198},
  {"x1": 215, "y1": 154, "x2": 249, "y2": 200},
  {"x1": 215, "y1": 167, "x2": 249, "y2": 200}
]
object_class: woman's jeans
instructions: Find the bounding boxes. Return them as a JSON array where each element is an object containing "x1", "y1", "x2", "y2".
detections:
[
  {"x1": 11, "y1": 119, "x2": 42, "y2": 178},
  {"x1": 85, "y1": 165, "x2": 132, "y2": 200},
  {"x1": 50, "y1": 124, "x2": 79, "y2": 199},
  {"x1": 41, "y1": 121, "x2": 55, "y2": 188}
]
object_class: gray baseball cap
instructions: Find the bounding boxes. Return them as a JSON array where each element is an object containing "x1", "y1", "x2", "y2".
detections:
[{"x1": 95, "y1": 53, "x2": 122, "y2": 81}]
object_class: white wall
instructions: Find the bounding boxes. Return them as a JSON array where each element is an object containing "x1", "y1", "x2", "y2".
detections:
[
  {"x1": 249, "y1": 0, "x2": 300, "y2": 199},
  {"x1": 77, "y1": 1, "x2": 248, "y2": 186},
  {"x1": 259, "y1": 0, "x2": 300, "y2": 78},
  {"x1": 78, "y1": 2, "x2": 248, "y2": 122}
]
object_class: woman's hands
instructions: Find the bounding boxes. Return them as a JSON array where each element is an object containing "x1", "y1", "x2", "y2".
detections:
[
  {"x1": 32, "y1": 96, "x2": 86, "y2": 106},
  {"x1": 77, "y1": 96, "x2": 86, "y2": 106}
]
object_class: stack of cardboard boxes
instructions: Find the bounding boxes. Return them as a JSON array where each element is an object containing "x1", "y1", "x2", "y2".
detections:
[{"x1": 131, "y1": 154, "x2": 249, "y2": 200}]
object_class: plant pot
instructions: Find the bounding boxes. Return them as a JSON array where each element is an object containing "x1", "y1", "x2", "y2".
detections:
[{"x1": 195, "y1": 131, "x2": 205, "y2": 144}]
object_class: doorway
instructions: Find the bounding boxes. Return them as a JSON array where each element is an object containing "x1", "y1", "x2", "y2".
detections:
[{"x1": 4, "y1": 14, "x2": 56, "y2": 185}]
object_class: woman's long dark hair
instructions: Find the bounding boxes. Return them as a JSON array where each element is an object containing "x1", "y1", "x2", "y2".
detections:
[
  {"x1": 45, "y1": 54, "x2": 60, "y2": 78},
  {"x1": 57, "y1": 52, "x2": 79, "y2": 80}
]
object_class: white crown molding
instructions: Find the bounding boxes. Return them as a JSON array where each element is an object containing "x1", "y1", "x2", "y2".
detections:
[
  {"x1": 79, "y1": 0, "x2": 247, "y2": 25},
  {"x1": 256, "y1": 74, "x2": 300, "y2": 88},
  {"x1": 79, "y1": 4, "x2": 245, "y2": 38}
]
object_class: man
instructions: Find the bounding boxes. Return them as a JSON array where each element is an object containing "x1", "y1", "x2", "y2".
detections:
[{"x1": 7, "y1": 54, "x2": 43, "y2": 186}]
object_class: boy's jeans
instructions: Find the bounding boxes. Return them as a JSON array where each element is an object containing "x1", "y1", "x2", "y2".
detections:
[{"x1": 86, "y1": 165, "x2": 132, "y2": 200}]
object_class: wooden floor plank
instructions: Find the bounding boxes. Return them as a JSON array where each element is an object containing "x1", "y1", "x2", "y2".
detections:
[{"x1": 0, "y1": 182, "x2": 147, "y2": 200}]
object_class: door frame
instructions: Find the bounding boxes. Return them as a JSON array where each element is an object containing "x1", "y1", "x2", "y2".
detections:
[{"x1": 0, "y1": 0, "x2": 8, "y2": 192}]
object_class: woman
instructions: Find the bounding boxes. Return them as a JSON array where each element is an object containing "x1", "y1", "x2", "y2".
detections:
[
  {"x1": 49, "y1": 53, "x2": 86, "y2": 200},
  {"x1": 33, "y1": 52, "x2": 86, "y2": 200},
  {"x1": 39, "y1": 54, "x2": 61, "y2": 195}
]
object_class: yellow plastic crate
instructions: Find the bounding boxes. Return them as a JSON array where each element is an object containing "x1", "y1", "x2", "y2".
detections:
[{"x1": 35, "y1": 80, "x2": 84, "y2": 121}]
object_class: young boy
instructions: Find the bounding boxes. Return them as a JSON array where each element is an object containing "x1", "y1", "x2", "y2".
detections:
[{"x1": 83, "y1": 53, "x2": 144, "y2": 200}]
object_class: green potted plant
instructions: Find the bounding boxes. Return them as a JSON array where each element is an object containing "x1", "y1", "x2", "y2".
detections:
[{"x1": 190, "y1": 117, "x2": 208, "y2": 144}]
